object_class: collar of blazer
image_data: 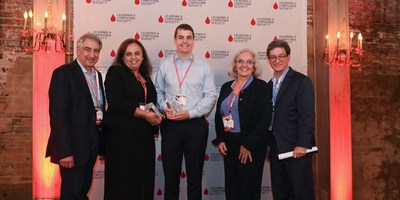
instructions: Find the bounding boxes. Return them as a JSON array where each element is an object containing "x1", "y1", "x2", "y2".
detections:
[{"x1": 274, "y1": 67, "x2": 294, "y2": 105}]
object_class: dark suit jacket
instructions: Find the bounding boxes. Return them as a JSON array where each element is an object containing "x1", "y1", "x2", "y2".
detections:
[
  {"x1": 212, "y1": 77, "x2": 272, "y2": 151},
  {"x1": 267, "y1": 67, "x2": 316, "y2": 154},
  {"x1": 103, "y1": 64, "x2": 158, "y2": 134},
  {"x1": 46, "y1": 59, "x2": 105, "y2": 166}
]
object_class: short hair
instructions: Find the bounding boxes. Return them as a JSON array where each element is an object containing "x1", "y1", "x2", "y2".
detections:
[
  {"x1": 266, "y1": 39, "x2": 291, "y2": 58},
  {"x1": 228, "y1": 48, "x2": 262, "y2": 79},
  {"x1": 174, "y1": 23, "x2": 194, "y2": 39},
  {"x1": 76, "y1": 33, "x2": 102, "y2": 50},
  {"x1": 112, "y1": 38, "x2": 153, "y2": 77}
]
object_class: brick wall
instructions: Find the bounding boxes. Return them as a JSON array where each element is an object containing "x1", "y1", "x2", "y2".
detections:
[
  {"x1": 350, "y1": 0, "x2": 400, "y2": 199},
  {"x1": 0, "y1": 1, "x2": 33, "y2": 199}
]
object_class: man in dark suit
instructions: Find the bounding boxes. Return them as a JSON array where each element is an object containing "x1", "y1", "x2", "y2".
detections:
[
  {"x1": 46, "y1": 33, "x2": 105, "y2": 200},
  {"x1": 266, "y1": 39, "x2": 316, "y2": 200}
]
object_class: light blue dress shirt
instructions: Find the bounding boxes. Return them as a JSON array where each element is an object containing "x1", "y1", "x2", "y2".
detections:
[
  {"x1": 77, "y1": 60, "x2": 104, "y2": 107},
  {"x1": 155, "y1": 54, "x2": 217, "y2": 119},
  {"x1": 220, "y1": 76, "x2": 254, "y2": 133}
]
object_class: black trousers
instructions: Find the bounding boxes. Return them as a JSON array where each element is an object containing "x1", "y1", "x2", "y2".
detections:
[
  {"x1": 223, "y1": 133, "x2": 267, "y2": 200},
  {"x1": 59, "y1": 137, "x2": 99, "y2": 200},
  {"x1": 160, "y1": 117, "x2": 208, "y2": 200},
  {"x1": 104, "y1": 128, "x2": 155, "y2": 200},
  {"x1": 269, "y1": 138, "x2": 315, "y2": 200}
]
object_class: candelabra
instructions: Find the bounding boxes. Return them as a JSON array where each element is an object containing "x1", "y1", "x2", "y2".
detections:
[
  {"x1": 20, "y1": 8, "x2": 66, "y2": 53},
  {"x1": 322, "y1": 32, "x2": 364, "y2": 70},
  {"x1": 20, "y1": 29, "x2": 66, "y2": 53}
]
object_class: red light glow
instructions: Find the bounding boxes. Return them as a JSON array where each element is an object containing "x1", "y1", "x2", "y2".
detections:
[
  {"x1": 329, "y1": 65, "x2": 353, "y2": 200},
  {"x1": 33, "y1": 51, "x2": 64, "y2": 198}
]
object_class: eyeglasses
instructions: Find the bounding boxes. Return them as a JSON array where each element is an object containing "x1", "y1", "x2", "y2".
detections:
[
  {"x1": 269, "y1": 54, "x2": 287, "y2": 62},
  {"x1": 236, "y1": 59, "x2": 255, "y2": 65}
]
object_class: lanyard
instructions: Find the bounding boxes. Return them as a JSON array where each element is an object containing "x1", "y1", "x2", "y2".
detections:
[
  {"x1": 174, "y1": 54, "x2": 194, "y2": 89},
  {"x1": 135, "y1": 72, "x2": 148, "y2": 102},
  {"x1": 227, "y1": 79, "x2": 247, "y2": 113},
  {"x1": 84, "y1": 68, "x2": 101, "y2": 107}
]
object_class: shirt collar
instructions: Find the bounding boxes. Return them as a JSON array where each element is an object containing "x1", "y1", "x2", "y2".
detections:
[
  {"x1": 77, "y1": 59, "x2": 94, "y2": 74},
  {"x1": 175, "y1": 53, "x2": 193, "y2": 63},
  {"x1": 272, "y1": 67, "x2": 290, "y2": 83}
]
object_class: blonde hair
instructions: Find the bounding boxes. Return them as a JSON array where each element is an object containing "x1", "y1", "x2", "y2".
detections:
[{"x1": 228, "y1": 48, "x2": 262, "y2": 79}]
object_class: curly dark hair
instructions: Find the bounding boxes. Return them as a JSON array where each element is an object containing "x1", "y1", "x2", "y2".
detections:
[{"x1": 112, "y1": 38, "x2": 152, "y2": 77}]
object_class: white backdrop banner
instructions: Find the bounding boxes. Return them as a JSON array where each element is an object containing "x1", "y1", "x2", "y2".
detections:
[{"x1": 75, "y1": 1, "x2": 307, "y2": 199}]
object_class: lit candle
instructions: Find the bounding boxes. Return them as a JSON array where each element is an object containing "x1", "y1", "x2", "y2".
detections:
[
  {"x1": 44, "y1": 11, "x2": 48, "y2": 29},
  {"x1": 350, "y1": 32, "x2": 354, "y2": 47},
  {"x1": 62, "y1": 14, "x2": 66, "y2": 32},
  {"x1": 28, "y1": 10, "x2": 33, "y2": 29},
  {"x1": 336, "y1": 32, "x2": 340, "y2": 49},
  {"x1": 23, "y1": 11, "x2": 28, "y2": 30},
  {"x1": 358, "y1": 33, "x2": 363, "y2": 49},
  {"x1": 325, "y1": 35, "x2": 329, "y2": 49}
]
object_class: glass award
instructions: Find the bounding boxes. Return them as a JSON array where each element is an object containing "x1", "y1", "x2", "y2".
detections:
[{"x1": 166, "y1": 97, "x2": 182, "y2": 114}]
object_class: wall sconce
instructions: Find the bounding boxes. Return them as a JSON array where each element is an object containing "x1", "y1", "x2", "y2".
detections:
[
  {"x1": 20, "y1": 9, "x2": 66, "y2": 53},
  {"x1": 322, "y1": 31, "x2": 364, "y2": 70}
]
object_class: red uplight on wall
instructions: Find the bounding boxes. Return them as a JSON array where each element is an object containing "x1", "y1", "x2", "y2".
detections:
[
  {"x1": 329, "y1": 65, "x2": 353, "y2": 200},
  {"x1": 33, "y1": 51, "x2": 64, "y2": 199}
]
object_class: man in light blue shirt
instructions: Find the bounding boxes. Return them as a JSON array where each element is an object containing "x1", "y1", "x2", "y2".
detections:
[{"x1": 155, "y1": 23, "x2": 217, "y2": 200}]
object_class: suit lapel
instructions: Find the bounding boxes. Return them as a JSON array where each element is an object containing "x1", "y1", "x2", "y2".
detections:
[{"x1": 71, "y1": 60, "x2": 95, "y2": 108}]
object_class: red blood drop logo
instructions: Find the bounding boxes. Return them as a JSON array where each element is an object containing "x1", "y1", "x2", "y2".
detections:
[
  {"x1": 204, "y1": 154, "x2": 209, "y2": 161},
  {"x1": 135, "y1": 0, "x2": 140, "y2": 5},
  {"x1": 203, "y1": 188, "x2": 209, "y2": 195},
  {"x1": 182, "y1": 0, "x2": 187, "y2": 6},
  {"x1": 158, "y1": 15, "x2": 164, "y2": 23},
  {"x1": 228, "y1": 34, "x2": 233, "y2": 42},
  {"x1": 205, "y1": 51, "x2": 210, "y2": 59},
  {"x1": 228, "y1": 0, "x2": 233, "y2": 7},
  {"x1": 158, "y1": 50, "x2": 164, "y2": 58},
  {"x1": 110, "y1": 50, "x2": 116, "y2": 57},
  {"x1": 110, "y1": 14, "x2": 116, "y2": 22},
  {"x1": 251, "y1": 18, "x2": 256, "y2": 26},
  {"x1": 273, "y1": 36, "x2": 278, "y2": 41},
  {"x1": 205, "y1": 17, "x2": 210, "y2": 24},
  {"x1": 135, "y1": 32, "x2": 140, "y2": 40},
  {"x1": 157, "y1": 154, "x2": 162, "y2": 161},
  {"x1": 273, "y1": 2, "x2": 279, "y2": 9},
  {"x1": 157, "y1": 188, "x2": 163, "y2": 196},
  {"x1": 180, "y1": 171, "x2": 186, "y2": 178},
  {"x1": 86, "y1": 0, "x2": 91, "y2": 3}
]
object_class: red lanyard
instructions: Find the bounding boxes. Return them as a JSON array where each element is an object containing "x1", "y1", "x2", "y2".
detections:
[
  {"x1": 84, "y1": 68, "x2": 100, "y2": 107},
  {"x1": 135, "y1": 73, "x2": 148, "y2": 102},
  {"x1": 174, "y1": 54, "x2": 194, "y2": 89},
  {"x1": 227, "y1": 80, "x2": 247, "y2": 113}
]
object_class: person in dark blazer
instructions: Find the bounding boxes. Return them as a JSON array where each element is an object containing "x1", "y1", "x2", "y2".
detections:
[
  {"x1": 103, "y1": 38, "x2": 162, "y2": 200},
  {"x1": 46, "y1": 33, "x2": 105, "y2": 200},
  {"x1": 212, "y1": 48, "x2": 272, "y2": 200},
  {"x1": 266, "y1": 39, "x2": 316, "y2": 200}
]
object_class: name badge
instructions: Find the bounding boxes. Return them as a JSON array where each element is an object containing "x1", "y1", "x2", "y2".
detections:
[
  {"x1": 96, "y1": 107, "x2": 103, "y2": 125},
  {"x1": 176, "y1": 94, "x2": 187, "y2": 106},
  {"x1": 222, "y1": 113, "x2": 234, "y2": 132}
]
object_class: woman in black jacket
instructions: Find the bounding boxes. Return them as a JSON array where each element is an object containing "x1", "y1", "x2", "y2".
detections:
[
  {"x1": 103, "y1": 38, "x2": 162, "y2": 200},
  {"x1": 212, "y1": 48, "x2": 272, "y2": 200}
]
